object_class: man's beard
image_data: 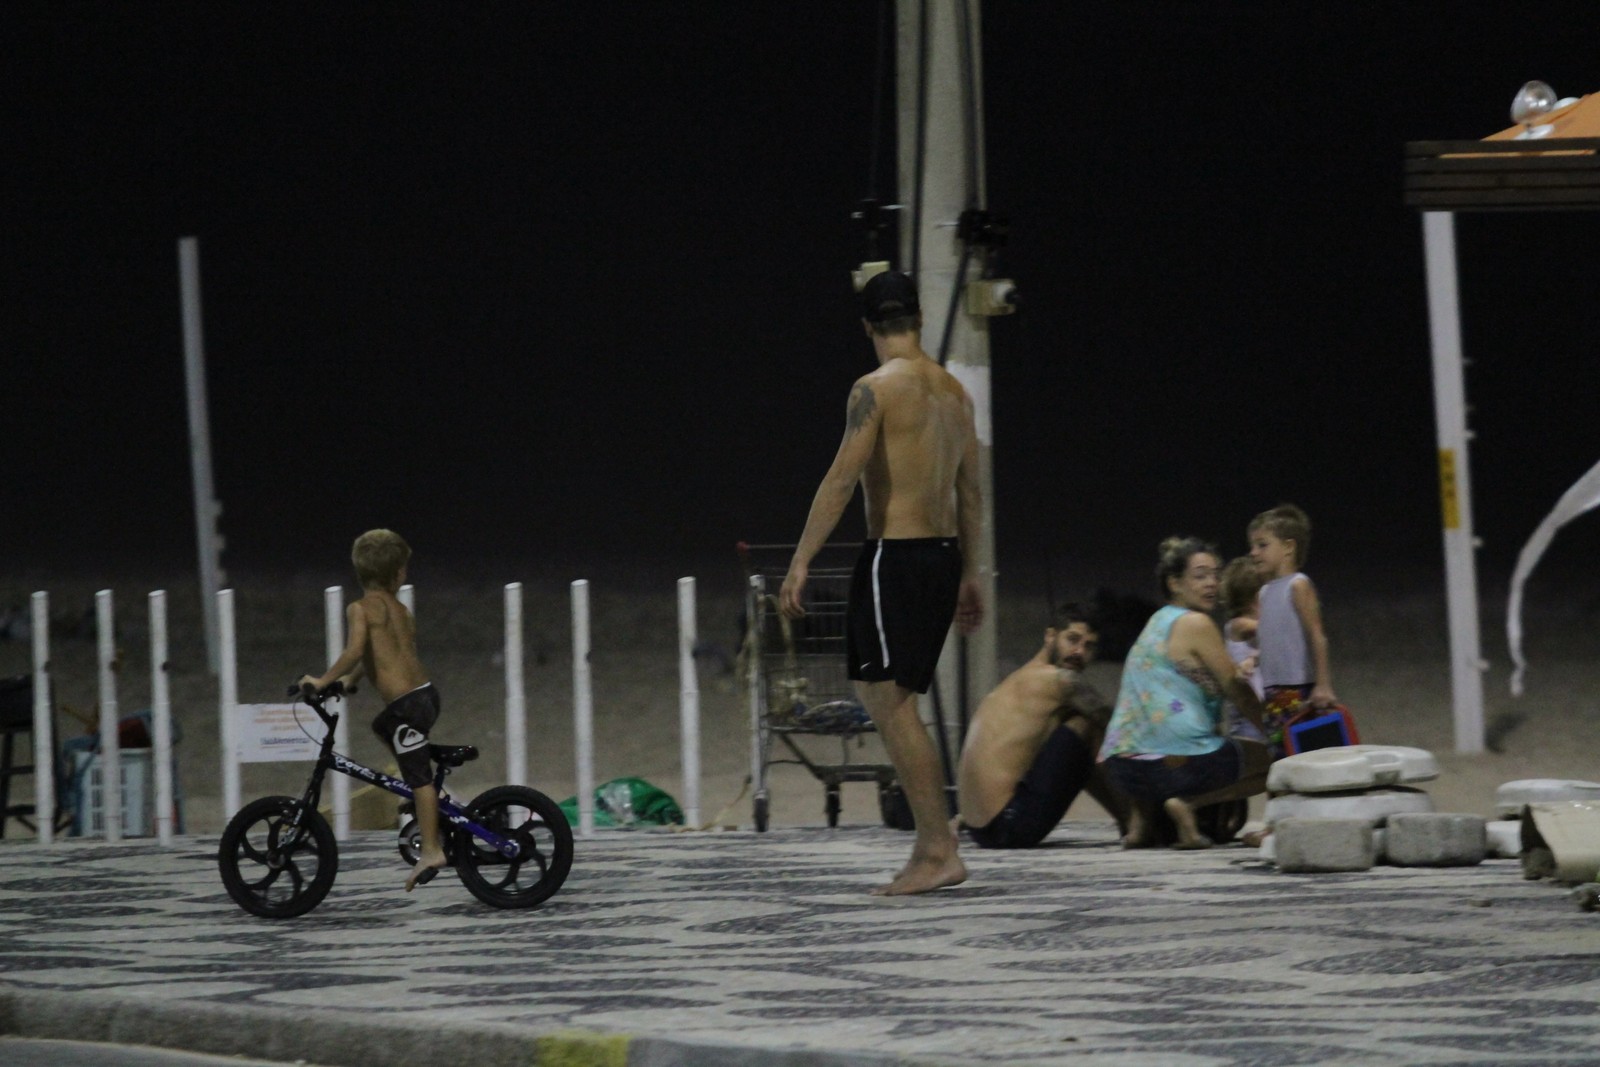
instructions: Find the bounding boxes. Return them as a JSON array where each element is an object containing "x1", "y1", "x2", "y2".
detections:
[{"x1": 1052, "y1": 650, "x2": 1085, "y2": 671}]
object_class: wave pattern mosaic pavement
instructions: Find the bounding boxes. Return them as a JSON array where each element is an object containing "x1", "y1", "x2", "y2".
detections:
[{"x1": 3, "y1": 825, "x2": 1600, "y2": 1065}]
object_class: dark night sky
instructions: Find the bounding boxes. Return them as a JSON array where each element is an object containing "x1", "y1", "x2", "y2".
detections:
[{"x1": 12, "y1": 3, "x2": 1600, "y2": 598}]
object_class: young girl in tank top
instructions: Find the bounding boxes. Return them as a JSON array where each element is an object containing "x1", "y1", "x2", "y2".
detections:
[{"x1": 1219, "y1": 556, "x2": 1266, "y2": 745}]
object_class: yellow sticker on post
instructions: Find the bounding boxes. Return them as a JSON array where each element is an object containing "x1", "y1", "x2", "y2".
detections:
[{"x1": 1439, "y1": 448, "x2": 1460, "y2": 530}]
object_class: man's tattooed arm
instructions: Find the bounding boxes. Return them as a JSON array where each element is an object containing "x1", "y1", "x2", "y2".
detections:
[{"x1": 845, "y1": 382, "x2": 877, "y2": 435}]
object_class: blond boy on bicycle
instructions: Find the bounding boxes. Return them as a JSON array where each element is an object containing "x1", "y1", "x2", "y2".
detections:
[{"x1": 301, "y1": 529, "x2": 445, "y2": 892}]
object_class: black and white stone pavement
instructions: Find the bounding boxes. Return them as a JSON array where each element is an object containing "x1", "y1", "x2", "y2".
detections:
[{"x1": 3, "y1": 824, "x2": 1600, "y2": 1067}]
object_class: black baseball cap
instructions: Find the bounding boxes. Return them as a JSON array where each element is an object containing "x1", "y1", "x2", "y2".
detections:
[{"x1": 861, "y1": 270, "x2": 920, "y2": 323}]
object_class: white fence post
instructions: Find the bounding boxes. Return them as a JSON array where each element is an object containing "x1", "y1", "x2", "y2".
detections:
[
  {"x1": 219, "y1": 589, "x2": 240, "y2": 817},
  {"x1": 325, "y1": 586, "x2": 350, "y2": 840},
  {"x1": 571, "y1": 580, "x2": 594, "y2": 837},
  {"x1": 678, "y1": 577, "x2": 701, "y2": 828},
  {"x1": 747, "y1": 575, "x2": 763, "y2": 825},
  {"x1": 150, "y1": 591, "x2": 174, "y2": 845},
  {"x1": 95, "y1": 590, "x2": 121, "y2": 842},
  {"x1": 31, "y1": 591, "x2": 53, "y2": 844},
  {"x1": 505, "y1": 583, "x2": 526, "y2": 786}
]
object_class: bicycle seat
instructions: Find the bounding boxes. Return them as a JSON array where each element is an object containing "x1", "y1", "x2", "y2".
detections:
[{"x1": 429, "y1": 744, "x2": 479, "y2": 768}]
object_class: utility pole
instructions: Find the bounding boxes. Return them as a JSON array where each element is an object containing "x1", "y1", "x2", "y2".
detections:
[
  {"x1": 896, "y1": 0, "x2": 999, "y2": 752},
  {"x1": 179, "y1": 236, "x2": 226, "y2": 674}
]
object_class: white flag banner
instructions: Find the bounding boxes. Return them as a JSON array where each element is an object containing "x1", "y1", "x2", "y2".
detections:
[{"x1": 1508, "y1": 456, "x2": 1600, "y2": 696}]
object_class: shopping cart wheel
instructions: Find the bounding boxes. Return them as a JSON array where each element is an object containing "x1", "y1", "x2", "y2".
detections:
[
  {"x1": 879, "y1": 782, "x2": 914, "y2": 831},
  {"x1": 825, "y1": 786, "x2": 841, "y2": 828},
  {"x1": 753, "y1": 795, "x2": 769, "y2": 833}
]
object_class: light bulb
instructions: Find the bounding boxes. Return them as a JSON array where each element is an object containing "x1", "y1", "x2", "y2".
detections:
[{"x1": 1511, "y1": 80, "x2": 1557, "y2": 126}]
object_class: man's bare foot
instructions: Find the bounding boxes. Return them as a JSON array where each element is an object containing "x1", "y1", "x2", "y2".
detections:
[
  {"x1": 405, "y1": 849, "x2": 447, "y2": 892},
  {"x1": 871, "y1": 854, "x2": 967, "y2": 896},
  {"x1": 1240, "y1": 828, "x2": 1271, "y2": 848},
  {"x1": 1163, "y1": 797, "x2": 1213, "y2": 850}
]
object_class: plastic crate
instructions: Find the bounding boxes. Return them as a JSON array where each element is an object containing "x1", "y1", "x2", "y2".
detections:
[{"x1": 73, "y1": 748, "x2": 153, "y2": 837}]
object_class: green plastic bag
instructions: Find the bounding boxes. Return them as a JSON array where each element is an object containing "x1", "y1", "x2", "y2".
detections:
[{"x1": 558, "y1": 776, "x2": 684, "y2": 828}]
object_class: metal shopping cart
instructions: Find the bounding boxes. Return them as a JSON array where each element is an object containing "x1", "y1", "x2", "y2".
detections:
[{"x1": 738, "y1": 542, "x2": 902, "y2": 832}]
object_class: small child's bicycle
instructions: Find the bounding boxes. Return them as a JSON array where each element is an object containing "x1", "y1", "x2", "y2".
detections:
[{"x1": 217, "y1": 681, "x2": 573, "y2": 918}]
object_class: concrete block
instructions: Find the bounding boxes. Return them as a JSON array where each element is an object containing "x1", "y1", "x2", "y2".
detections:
[
  {"x1": 1521, "y1": 801, "x2": 1600, "y2": 884},
  {"x1": 1267, "y1": 745, "x2": 1438, "y2": 795},
  {"x1": 1486, "y1": 819, "x2": 1522, "y2": 859},
  {"x1": 1266, "y1": 786, "x2": 1433, "y2": 827},
  {"x1": 1495, "y1": 778, "x2": 1600, "y2": 818},
  {"x1": 1273, "y1": 817, "x2": 1376, "y2": 873},
  {"x1": 1385, "y1": 813, "x2": 1486, "y2": 867}
]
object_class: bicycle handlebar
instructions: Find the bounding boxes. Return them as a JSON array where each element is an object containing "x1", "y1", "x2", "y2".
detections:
[{"x1": 290, "y1": 679, "x2": 347, "y2": 701}]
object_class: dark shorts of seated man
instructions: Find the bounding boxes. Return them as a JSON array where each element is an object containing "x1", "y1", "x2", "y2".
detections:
[
  {"x1": 371, "y1": 683, "x2": 441, "y2": 789},
  {"x1": 845, "y1": 537, "x2": 962, "y2": 694},
  {"x1": 967, "y1": 725, "x2": 1096, "y2": 849}
]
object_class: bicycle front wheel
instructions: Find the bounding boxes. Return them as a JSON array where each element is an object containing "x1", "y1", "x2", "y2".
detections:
[
  {"x1": 455, "y1": 786, "x2": 573, "y2": 909},
  {"x1": 218, "y1": 796, "x2": 338, "y2": 918}
]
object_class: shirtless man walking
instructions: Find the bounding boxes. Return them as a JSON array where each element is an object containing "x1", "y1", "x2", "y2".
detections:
[
  {"x1": 780, "y1": 270, "x2": 983, "y2": 896},
  {"x1": 958, "y1": 605, "x2": 1129, "y2": 848}
]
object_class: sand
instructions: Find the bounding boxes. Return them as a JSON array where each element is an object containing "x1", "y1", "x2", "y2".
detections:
[{"x1": 4, "y1": 556, "x2": 1599, "y2": 841}]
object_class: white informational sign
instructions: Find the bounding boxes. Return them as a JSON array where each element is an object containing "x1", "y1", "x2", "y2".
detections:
[{"x1": 237, "y1": 703, "x2": 329, "y2": 763}]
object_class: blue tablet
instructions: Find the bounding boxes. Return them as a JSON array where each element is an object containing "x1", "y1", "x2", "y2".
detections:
[{"x1": 1286, "y1": 711, "x2": 1355, "y2": 754}]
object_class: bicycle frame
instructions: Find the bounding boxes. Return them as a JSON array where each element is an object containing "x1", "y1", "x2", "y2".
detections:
[{"x1": 293, "y1": 692, "x2": 521, "y2": 859}]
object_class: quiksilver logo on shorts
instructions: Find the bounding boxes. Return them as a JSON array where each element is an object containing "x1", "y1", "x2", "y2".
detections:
[{"x1": 394, "y1": 726, "x2": 427, "y2": 753}]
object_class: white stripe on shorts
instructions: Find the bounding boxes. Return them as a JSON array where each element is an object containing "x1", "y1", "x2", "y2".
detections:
[{"x1": 870, "y1": 541, "x2": 890, "y2": 666}]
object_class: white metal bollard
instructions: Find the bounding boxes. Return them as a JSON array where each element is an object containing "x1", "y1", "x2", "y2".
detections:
[
  {"x1": 571, "y1": 579, "x2": 594, "y2": 837},
  {"x1": 31, "y1": 591, "x2": 53, "y2": 844},
  {"x1": 505, "y1": 583, "x2": 526, "y2": 786},
  {"x1": 219, "y1": 589, "x2": 240, "y2": 818},
  {"x1": 325, "y1": 586, "x2": 350, "y2": 840},
  {"x1": 95, "y1": 590, "x2": 121, "y2": 842},
  {"x1": 747, "y1": 575, "x2": 763, "y2": 825},
  {"x1": 678, "y1": 577, "x2": 701, "y2": 828},
  {"x1": 150, "y1": 591, "x2": 175, "y2": 846}
]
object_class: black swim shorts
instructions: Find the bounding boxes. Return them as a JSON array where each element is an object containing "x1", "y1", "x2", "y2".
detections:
[
  {"x1": 967, "y1": 725, "x2": 1095, "y2": 849},
  {"x1": 846, "y1": 537, "x2": 963, "y2": 694},
  {"x1": 371, "y1": 683, "x2": 441, "y2": 789}
]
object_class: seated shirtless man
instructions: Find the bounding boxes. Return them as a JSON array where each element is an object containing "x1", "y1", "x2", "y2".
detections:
[{"x1": 957, "y1": 604, "x2": 1129, "y2": 848}]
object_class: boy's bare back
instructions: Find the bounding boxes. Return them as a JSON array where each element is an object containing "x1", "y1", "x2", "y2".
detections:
[{"x1": 352, "y1": 590, "x2": 428, "y2": 704}]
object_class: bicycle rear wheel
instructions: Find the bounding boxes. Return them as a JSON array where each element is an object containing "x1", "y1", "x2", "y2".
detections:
[
  {"x1": 218, "y1": 796, "x2": 338, "y2": 918},
  {"x1": 455, "y1": 785, "x2": 573, "y2": 909}
]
